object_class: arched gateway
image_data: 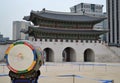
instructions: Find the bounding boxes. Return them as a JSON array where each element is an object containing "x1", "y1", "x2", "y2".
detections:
[
  {"x1": 62, "y1": 47, "x2": 76, "y2": 62},
  {"x1": 43, "y1": 48, "x2": 54, "y2": 62},
  {"x1": 84, "y1": 48, "x2": 95, "y2": 62}
]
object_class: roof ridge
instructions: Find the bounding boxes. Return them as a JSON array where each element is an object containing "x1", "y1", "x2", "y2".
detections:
[
  {"x1": 35, "y1": 9, "x2": 84, "y2": 16},
  {"x1": 31, "y1": 9, "x2": 106, "y2": 18}
]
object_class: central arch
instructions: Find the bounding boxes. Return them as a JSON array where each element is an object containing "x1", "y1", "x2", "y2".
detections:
[
  {"x1": 62, "y1": 47, "x2": 76, "y2": 62},
  {"x1": 43, "y1": 48, "x2": 54, "y2": 62},
  {"x1": 84, "y1": 48, "x2": 95, "y2": 62}
]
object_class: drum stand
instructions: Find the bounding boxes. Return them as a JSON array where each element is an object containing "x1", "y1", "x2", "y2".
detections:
[{"x1": 9, "y1": 70, "x2": 40, "y2": 83}]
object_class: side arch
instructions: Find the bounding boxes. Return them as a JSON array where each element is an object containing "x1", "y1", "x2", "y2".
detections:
[
  {"x1": 43, "y1": 48, "x2": 54, "y2": 62},
  {"x1": 84, "y1": 48, "x2": 95, "y2": 62}
]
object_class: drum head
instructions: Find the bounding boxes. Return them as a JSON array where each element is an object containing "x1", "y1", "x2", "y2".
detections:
[{"x1": 5, "y1": 41, "x2": 37, "y2": 73}]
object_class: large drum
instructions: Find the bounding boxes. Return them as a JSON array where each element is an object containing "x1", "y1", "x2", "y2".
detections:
[{"x1": 5, "y1": 40, "x2": 44, "y2": 74}]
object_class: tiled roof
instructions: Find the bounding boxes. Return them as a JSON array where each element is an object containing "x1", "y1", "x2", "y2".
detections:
[
  {"x1": 24, "y1": 9, "x2": 106, "y2": 23},
  {"x1": 28, "y1": 26, "x2": 108, "y2": 35}
]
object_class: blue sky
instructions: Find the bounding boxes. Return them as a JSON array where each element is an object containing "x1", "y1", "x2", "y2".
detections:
[{"x1": 0, "y1": 0, "x2": 106, "y2": 39}]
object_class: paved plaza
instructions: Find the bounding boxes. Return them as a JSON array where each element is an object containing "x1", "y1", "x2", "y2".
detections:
[{"x1": 0, "y1": 62, "x2": 120, "y2": 83}]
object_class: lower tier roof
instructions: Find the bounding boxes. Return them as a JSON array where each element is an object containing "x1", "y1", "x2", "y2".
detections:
[
  {"x1": 25, "y1": 26, "x2": 108, "y2": 35},
  {"x1": 21, "y1": 26, "x2": 108, "y2": 40}
]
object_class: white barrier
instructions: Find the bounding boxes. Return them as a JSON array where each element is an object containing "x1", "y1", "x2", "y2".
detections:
[{"x1": 0, "y1": 64, "x2": 6, "y2": 73}]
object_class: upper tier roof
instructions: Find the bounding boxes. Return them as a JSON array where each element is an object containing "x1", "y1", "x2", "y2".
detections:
[{"x1": 23, "y1": 9, "x2": 106, "y2": 23}]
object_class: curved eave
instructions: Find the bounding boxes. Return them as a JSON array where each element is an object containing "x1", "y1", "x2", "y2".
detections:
[
  {"x1": 23, "y1": 16, "x2": 30, "y2": 21},
  {"x1": 28, "y1": 26, "x2": 108, "y2": 35},
  {"x1": 23, "y1": 10, "x2": 106, "y2": 24}
]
